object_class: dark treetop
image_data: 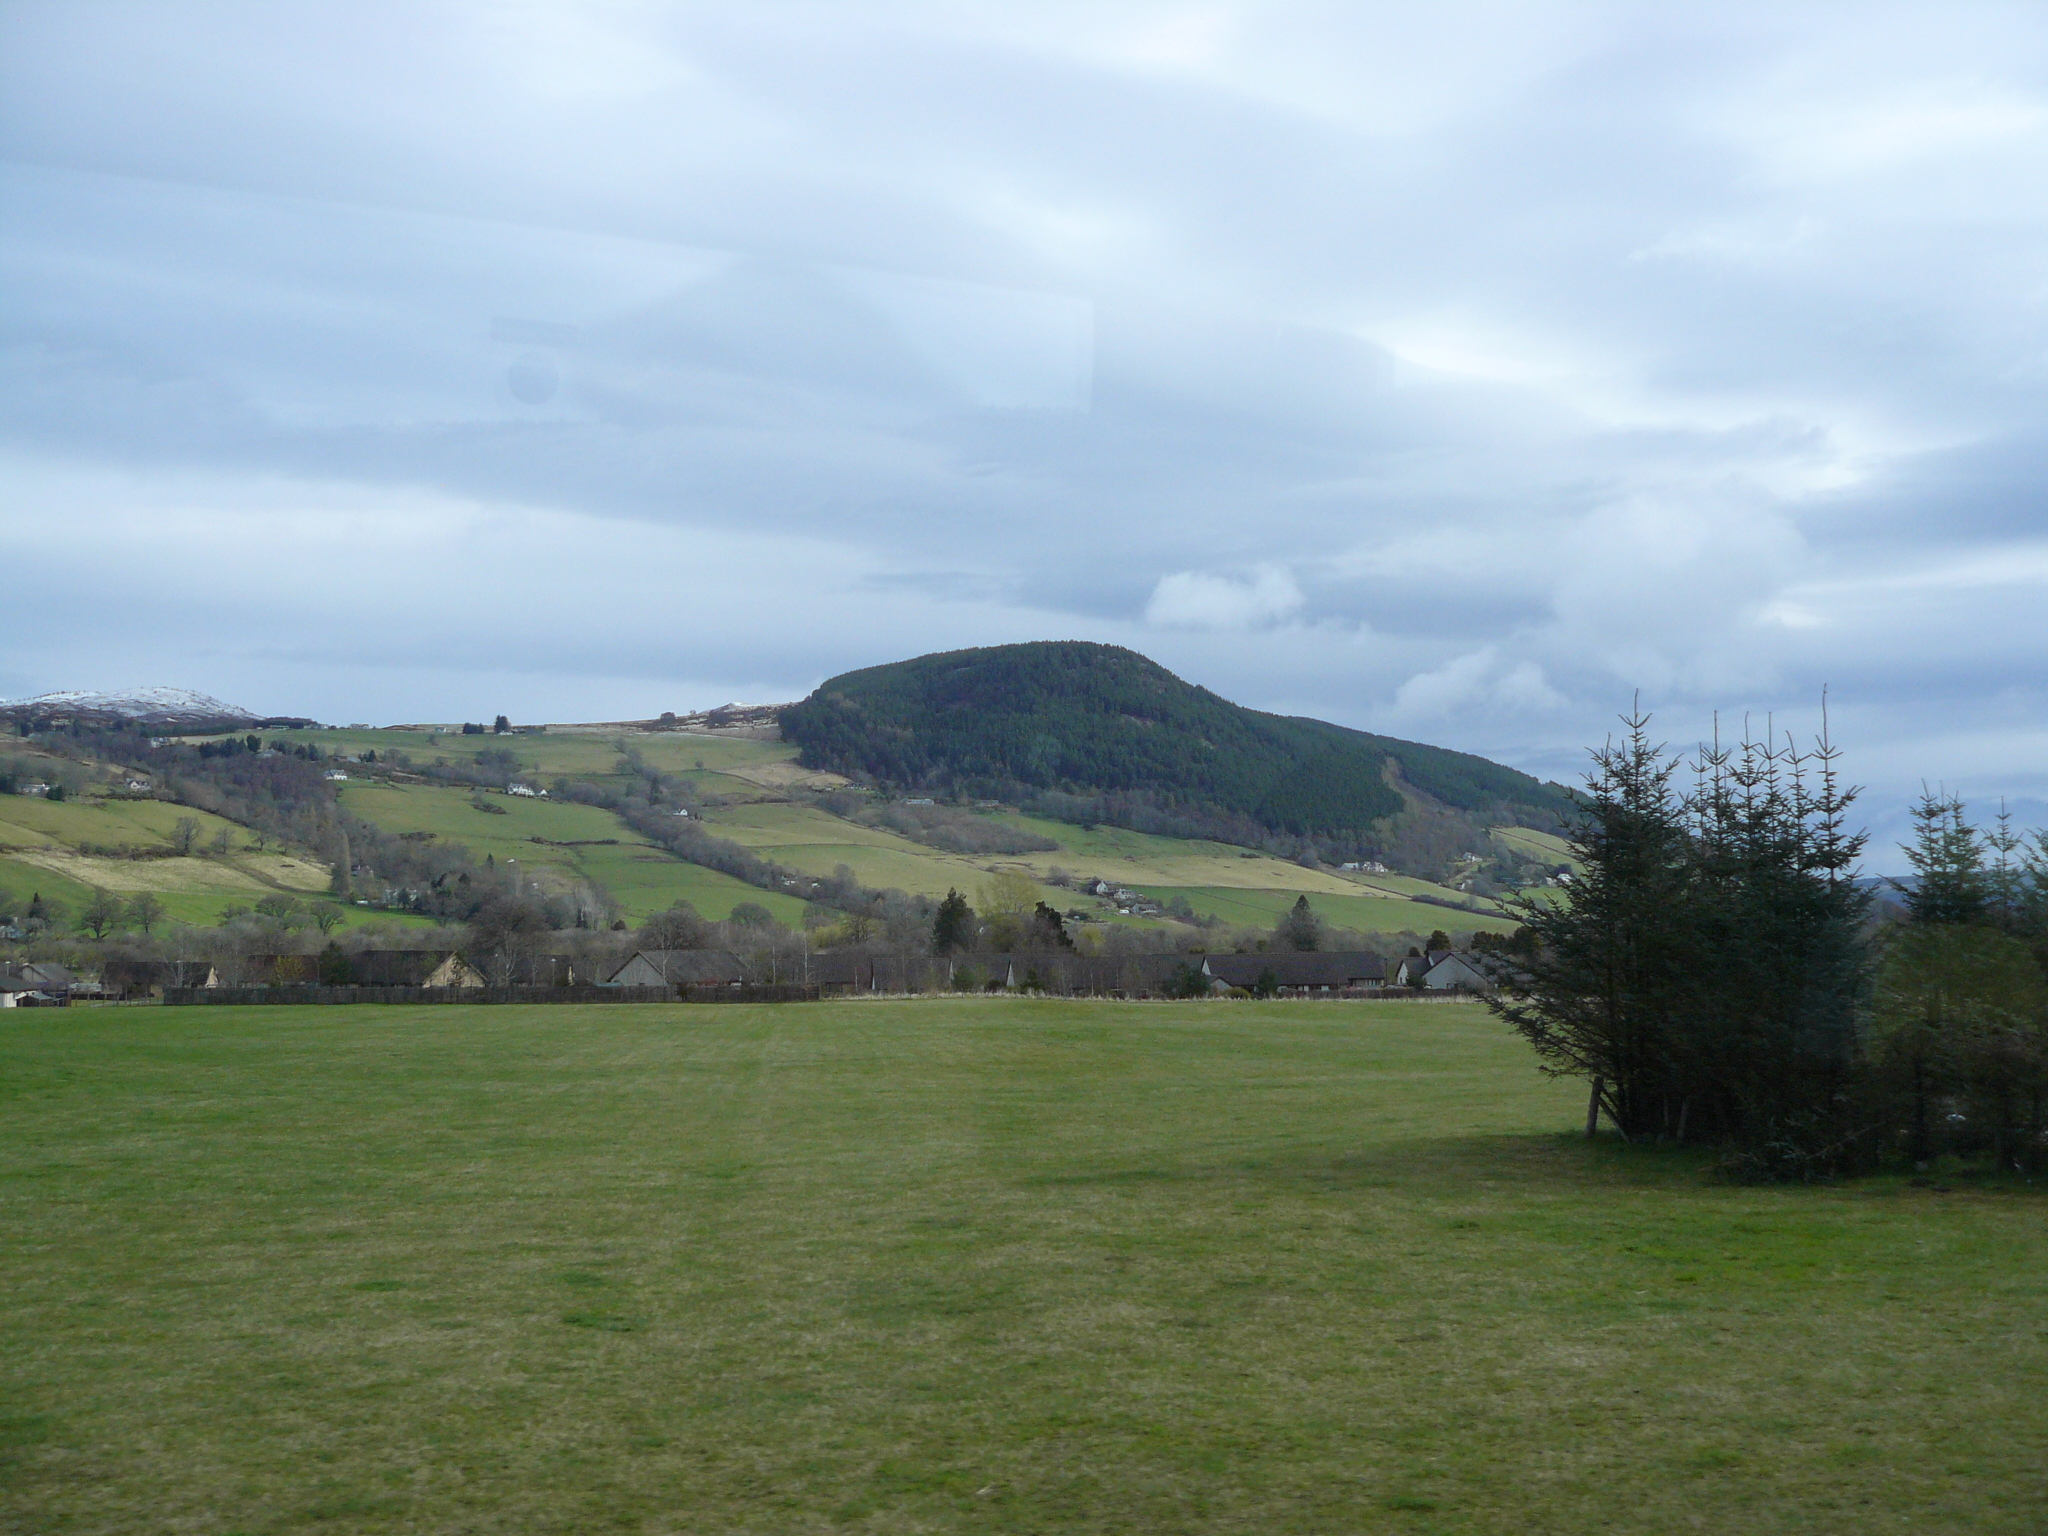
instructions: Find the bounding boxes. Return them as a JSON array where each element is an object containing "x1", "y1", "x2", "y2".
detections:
[{"x1": 782, "y1": 642, "x2": 1568, "y2": 840}]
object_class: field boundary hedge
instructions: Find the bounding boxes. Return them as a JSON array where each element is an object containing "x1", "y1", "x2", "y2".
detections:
[{"x1": 162, "y1": 984, "x2": 821, "y2": 1006}]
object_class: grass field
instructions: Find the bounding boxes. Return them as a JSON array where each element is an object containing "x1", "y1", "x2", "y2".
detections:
[{"x1": 3, "y1": 1001, "x2": 2043, "y2": 1534}]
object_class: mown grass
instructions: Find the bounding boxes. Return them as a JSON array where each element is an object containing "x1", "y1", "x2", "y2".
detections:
[{"x1": 3, "y1": 1001, "x2": 2043, "y2": 1534}]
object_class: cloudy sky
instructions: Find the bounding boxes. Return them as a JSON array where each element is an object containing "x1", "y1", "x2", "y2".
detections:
[{"x1": 6, "y1": 2, "x2": 2048, "y2": 850}]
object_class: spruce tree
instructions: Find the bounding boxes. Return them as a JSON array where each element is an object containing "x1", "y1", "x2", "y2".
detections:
[
  {"x1": 1488, "y1": 706, "x2": 1872, "y2": 1163},
  {"x1": 1901, "y1": 789, "x2": 1986, "y2": 926},
  {"x1": 931, "y1": 889, "x2": 974, "y2": 954},
  {"x1": 1489, "y1": 709, "x2": 1693, "y2": 1141},
  {"x1": 1277, "y1": 895, "x2": 1322, "y2": 952}
]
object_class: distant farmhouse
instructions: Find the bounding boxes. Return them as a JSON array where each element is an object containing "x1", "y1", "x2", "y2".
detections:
[{"x1": 1393, "y1": 950, "x2": 1495, "y2": 991}]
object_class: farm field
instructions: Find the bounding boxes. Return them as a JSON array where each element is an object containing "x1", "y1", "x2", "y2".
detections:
[
  {"x1": 265, "y1": 726, "x2": 813, "y2": 793},
  {"x1": 1125, "y1": 883, "x2": 1484, "y2": 934},
  {"x1": 0, "y1": 795, "x2": 342, "y2": 928},
  {"x1": 333, "y1": 782, "x2": 809, "y2": 925},
  {"x1": 2, "y1": 1001, "x2": 2042, "y2": 1534},
  {"x1": 1490, "y1": 823, "x2": 1575, "y2": 869},
  {"x1": 193, "y1": 727, "x2": 1519, "y2": 935},
  {"x1": 697, "y1": 800, "x2": 1503, "y2": 931}
]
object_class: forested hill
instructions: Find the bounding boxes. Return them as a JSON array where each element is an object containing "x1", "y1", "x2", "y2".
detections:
[{"x1": 781, "y1": 642, "x2": 1569, "y2": 843}]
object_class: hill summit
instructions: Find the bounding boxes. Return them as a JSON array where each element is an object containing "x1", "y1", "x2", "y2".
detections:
[
  {"x1": 781, "y1": 642, "x2": 1567, "y2": 849},
  {"x1": 0, "y1": 688, "x2": 313, "y2": 732}
]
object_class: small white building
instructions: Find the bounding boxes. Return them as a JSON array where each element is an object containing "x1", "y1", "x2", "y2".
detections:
[{"x1": 323, "y1": 769, "x2": 349, "y2": 781}]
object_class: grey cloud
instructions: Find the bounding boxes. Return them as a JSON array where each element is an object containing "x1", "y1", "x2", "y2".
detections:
[{"x1": 7, "y1": 1, "x2": 2048, "y2": 858}]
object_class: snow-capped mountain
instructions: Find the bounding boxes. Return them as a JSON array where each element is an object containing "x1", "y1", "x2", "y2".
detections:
[
  {"x1": 0, "y1": 687, "x2": 311, "y2": 730},
  {"x1": 2, "y1": 687, "x2": 254, "y2": 719}
]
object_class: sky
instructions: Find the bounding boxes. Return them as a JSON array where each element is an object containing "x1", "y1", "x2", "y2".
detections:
[{"x1": 6, "y1": 1, "x2": 2048, "y2": 856}]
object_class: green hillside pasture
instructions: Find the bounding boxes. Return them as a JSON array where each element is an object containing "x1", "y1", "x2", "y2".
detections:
[
  {"x1": 705, "y1": 801, "x2": 1072, "y2": 910},
  {"x1": 974, "y1": 812, "x2": 1502, "y2": 914},
  {"x1": 0, "y1": 851, "x2": 103, "y2": 924},
  {"x1": 337, "y1": 783, "x2": 806, "y2": 924},
  {"x1": 0, "y1": 795, "x2": 336, "y2": 926},
  {"x1": 249, "y1": 728, "x2": 810, "y2": 811},
  {"x1": 1491, "y1": 823, "x2": 1577, "y2": 869},
  {"x1": 0, "y1": 794, "x2": 248, "y2": 852},
  {"x1": 1135, "y1": 883, "x2": 1501, "y2": 936},
  {"x1": 987, "y1": 813, "x2": 1386, "y2": 892},
  {"x1": 261, "y1": 727, "x2": 799, "y2": 786},
  {"x1": 2, "y1": 1002, "x2": 2042, "y2": 1534},
  {"x1": 1329, "y1": 870, "x2": 1501, "y2": 905},
  {"x1": 570, "y1": 842, "x2": 809, "y2": 926},
  {"x1": 701, "y1": 803, "x2": 1504, "y2": 933}
]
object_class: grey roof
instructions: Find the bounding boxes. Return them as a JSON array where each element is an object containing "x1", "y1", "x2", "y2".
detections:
[
  {"x1": 2, "y1": 962, "x2": 75, "y2": 989},
  {"x1": 1203, "y1": 952, "x2": 1386, "y2": 987},
  {"x1": 607, "y1": 949, "x2": 752, "y2": 986}
]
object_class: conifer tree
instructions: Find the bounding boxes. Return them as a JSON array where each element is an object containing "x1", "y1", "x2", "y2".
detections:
[
  {"x1": 1489, "y1": 706, "x2": 1872, "y2": 1164},
  {"x1": 1489, "y1": 709, "x2": 1693, "y2": 1141},
  {"x1": 1900, "y1": 789, "x2": 1986, "y2": 926},
  {"x1": 1277, "y1": 895, "x2": 1322, "y2": 952},
  {"x1": 931, "y1": 888, "x2": 974, "y2": 954}
]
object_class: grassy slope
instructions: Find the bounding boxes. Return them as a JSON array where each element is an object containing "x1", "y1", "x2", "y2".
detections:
[
  {"x1": 264, "y1": 729, "x2": 1514, "y2": 932},
  {"x1": 333, "y1": 783, "x2": 809, "y2": 926},
  {"x1": 697, "y1": 799, "x2": 1502, "y2": 927},
  {"x1": 0, "y1": 796, "x2": 341, "y2": 928},
  {"x1": 2, "y1": 1000, "x2": 2041, "y2": 1534}
]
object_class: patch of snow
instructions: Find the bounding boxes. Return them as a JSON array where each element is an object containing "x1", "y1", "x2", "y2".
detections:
[{"x1": 0, "y1": 686, "x2": 257, "y2": 720}]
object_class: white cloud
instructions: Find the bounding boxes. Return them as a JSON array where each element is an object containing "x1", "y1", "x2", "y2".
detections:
[
  {"x1": 1383, "y1": 646, "x2": 1566, "y2": 726},
  {"x1": 1144, "y1": 566, "x2": 1303, "y2": 630}
]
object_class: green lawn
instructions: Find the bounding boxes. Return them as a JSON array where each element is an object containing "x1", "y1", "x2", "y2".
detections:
[{"x1": 3, "y1": 1001, "x2": 2042, "y2": 1534}]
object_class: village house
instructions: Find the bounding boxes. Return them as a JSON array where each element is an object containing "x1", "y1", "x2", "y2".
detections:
[
  {"x1": 1202, "y1": 952, "x2": 1387, "y2": 995},
  {"x1": 1394, "y1": 950, "x2": 1496, "y2": 991},
  {"x1": 0, "y1": 961, "x2": 76, "y2": 1006},
  {"x1": 101, "y1": 959, "x2": 219, "y2": 1000},
  {"x1": 238, "y1": 951, "x2": 485, "y2": 988},
  {"x1": 349, "y1": 951, "x2": 488, "y2": 988},
  {"x1": 604, "y1": 950, "x2": 752, "y2": 988}
]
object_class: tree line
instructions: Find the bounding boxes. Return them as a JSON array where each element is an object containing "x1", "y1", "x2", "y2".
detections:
[{"x1": 1491, "y1": 708, "x2": 2048, "y2": 1179}]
